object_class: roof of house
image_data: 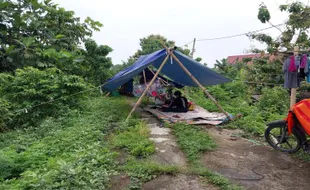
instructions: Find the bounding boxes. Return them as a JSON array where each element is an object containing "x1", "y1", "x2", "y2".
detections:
[{"x1": 227, "y1": 53, "x2": 277, "y2": 64}]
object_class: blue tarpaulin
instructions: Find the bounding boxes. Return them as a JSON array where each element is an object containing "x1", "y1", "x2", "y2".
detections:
[{"x1": 102, "y1": 49, "x2": 231, "y2": 91}]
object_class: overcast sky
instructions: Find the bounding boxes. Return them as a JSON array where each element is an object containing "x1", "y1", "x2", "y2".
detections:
[{"x1": 53, "y1": 0, "x2": 307, "y2": 66}]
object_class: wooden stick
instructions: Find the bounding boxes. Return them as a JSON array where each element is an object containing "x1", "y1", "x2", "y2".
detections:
[
  {"x1": 160, "y1": 42, "x2": 230, "y2": 119},
  {"x1": 143, "y1": 69, "x2": 150, "y2": 104},
  {"x1": 105, "y1": 92, "x2": 110, "y2": 97},
  {"x1": 148, "y1": 68, "x2": 169, "y2": 85},
  {"x1": 126, "y1": 55, "x2": 170, "y2": 121},
  {"x1": 143, "y1": 70, "x2": 147, "y2": 84},
  {"x1": 290, "y1": 89, "x2": 296, "y2": 107},
  {"x1": 290, "y1": 46, "x2": 299, "y2": 107},
  {"x1": 170, "y1": 52, "x2": 230, "y2": 119}
]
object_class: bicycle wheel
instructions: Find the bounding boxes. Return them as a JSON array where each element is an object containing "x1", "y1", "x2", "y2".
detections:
[{"x1": 265, "y1": 124, "x2": 301, "y2": 153}]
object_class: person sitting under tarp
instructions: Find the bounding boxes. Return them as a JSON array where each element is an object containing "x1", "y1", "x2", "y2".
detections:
[
  {"x1": 161, "y1": 90, "x2": 188, "y2": 113},
  {"x1": 119, "y1": 79, "x2": 134, "y2": 97}
]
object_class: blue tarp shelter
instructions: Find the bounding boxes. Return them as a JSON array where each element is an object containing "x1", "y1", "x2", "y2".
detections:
[
  {"x1": 103, "y1": 48, "x2": 232, "y2": 120},
  {"x1": 102, "y1": 49, "x2": 231, "y2": 91}
]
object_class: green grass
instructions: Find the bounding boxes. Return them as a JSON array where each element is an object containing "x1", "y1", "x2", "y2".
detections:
[
  {"x1": 0, "y1": 95, "x2": 243, "y2": 189},
  {"x1": 173, "y1": 123, "x2": 216, "y2": 163},
  {"x1": 0, "y1": 96, "x2": 139, "y2": 189},
  {"x1": 111, "y1": 122, "x2": 155, "y2": 158},
  {"x1": 294, "y1": 150, "x2": 310, "y2": 161},
  {"x1": 190, "y1": 166, "x2": 243, "y2": 190},
  {"x1": 186, "y1": 84, "x2": 288, "y2": 137},
  {"x1": 123, "y1": 159, "x2": 179, "y2": 189}
]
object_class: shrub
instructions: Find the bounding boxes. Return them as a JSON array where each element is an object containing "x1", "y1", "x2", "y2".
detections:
[
  {"x1": 256, "y1": 86, "x2": 289, "y2": 116},
  {"x1": 0, "y1": 98, "x2": 12, "y2": 132},
  {"x1": 0, "y1": 149, "x2": 24, "y2": 181},
  {"x1": 0, "y1": 67, "x2": 91, "y2": 128}
]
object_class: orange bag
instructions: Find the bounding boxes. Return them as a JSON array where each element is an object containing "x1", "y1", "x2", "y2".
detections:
[{"x1": 188, "y1": 102, "x2": 194, "y2": 111}]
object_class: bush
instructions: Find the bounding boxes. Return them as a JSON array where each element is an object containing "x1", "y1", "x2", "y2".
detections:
[
  {"x1": 0, "y1": 99, "x2": 12, "y2": 132},
  {"x1": 0, "y1": 149, "x2": 25, "y2": 181},
  {"x1": 0, "y1": 97, "x2": 129, "y2": 189},
  {"x1": 0, "y1": 67, "x2": 91, "y2": 128},
  {"x1": 256, "y1": 86, "x2": 289, "y2": 116}
]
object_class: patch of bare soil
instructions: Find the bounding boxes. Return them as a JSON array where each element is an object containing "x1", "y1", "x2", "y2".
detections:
[
  {"x1": 203, "y1": 127, "x2": 310, "y2": 190},
  {"x1": 142, "y1": 174, "x2": 218, "y2": 190},
  {"x1": 110, "y1": 173, "x2": 131, "y2": 190}
]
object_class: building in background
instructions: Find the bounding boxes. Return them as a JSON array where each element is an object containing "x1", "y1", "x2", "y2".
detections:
[{"x1": 227, "y1": 53, "x2": 278, "y2": 65}]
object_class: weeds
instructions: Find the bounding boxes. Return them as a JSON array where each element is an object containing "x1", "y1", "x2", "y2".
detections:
[
  {"x1": 0, "y1": 97, "x2": 132, "y2": 189},
  {"x1": 173, "y1": 123, "x2": 216, "y2": 163},
  {"x1": 294, "y1": 150, "x2": 310, "y2": 162},
  {"x1": 190, "y1": 165, "x2": 243, "y2": 190},
  {"x1": 112, "y1": 122, "x2": 155, "y2": 158},
  {"x1": 123, "y1": 159, "x2": 179, "y2": 189},
  {"x1": 187, "y1": 84, "x2": 288, "y2": 136}
]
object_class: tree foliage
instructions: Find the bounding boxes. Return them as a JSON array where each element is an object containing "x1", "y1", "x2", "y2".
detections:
[
  {"x1": 0, "y1": 0, "x2": 105, "y2": 72},
  {"x1": 0, "y1": 0, "x2": 114, "y2": 128},
  {"x1": 251, "y1": 1, "x2": 310, "y2": 52},
  {"x1": 122, "y1": 34, "x2": 192, "y2": 67},
  {"x1": 80, "y1": 39, "x2": 113, "y2": 85},
  {"x1": 258, "y1": 3, "x2": 271, "y2": 23},
  {"x1": 213, "y1": 59, "x2": 245, "y2": 80},
  {"x1": 0, "y1": 67, "x2": 90, "y2": 129}
]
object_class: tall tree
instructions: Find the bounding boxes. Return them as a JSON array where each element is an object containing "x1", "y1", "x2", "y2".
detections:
[
  {"x1": 122, "y1": 34, "x2": 193, "y2": 67},
  {"x1": 250, "y1": 1, "x2": 310, "y2": 52},
  {"x1": 0, "y1": 0, "x2": 103, "y2": 72},
  {"x1": 82, "y1": 39, "x2": 113, "y2": 85}
]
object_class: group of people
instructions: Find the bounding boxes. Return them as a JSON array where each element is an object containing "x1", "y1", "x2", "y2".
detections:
[{"x1": 161, "y1": 90, "x2": 189, "y2": 113}]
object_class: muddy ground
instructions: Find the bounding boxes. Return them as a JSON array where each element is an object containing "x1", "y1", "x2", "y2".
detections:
[{"x1": 203, "y1": 127, "x2": 310, "y2": 190}]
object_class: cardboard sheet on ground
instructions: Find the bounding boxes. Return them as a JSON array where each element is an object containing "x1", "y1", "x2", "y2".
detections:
[{"x1": 144, "y1": 105, "x2": 227, "y2": 125}]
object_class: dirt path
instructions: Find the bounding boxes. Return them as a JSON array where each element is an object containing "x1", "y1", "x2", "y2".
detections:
[
  {"x1": 202, "y1": 127, "x2": 310, "y2": 190},
  {"x1": 141, "y1": 111, "x2": 217, "y2": 190}
]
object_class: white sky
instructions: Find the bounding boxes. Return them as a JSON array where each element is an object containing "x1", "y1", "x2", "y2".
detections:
[{"x1": 53, "y1": 0, "x2": 308, "y2": 66}]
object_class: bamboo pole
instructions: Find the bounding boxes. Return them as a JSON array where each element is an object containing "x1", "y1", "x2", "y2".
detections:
[
  {"x1": 143, "y1": 70, "x2": 147, "y2": 84},
  {"x1": 170, "y1": 52, "x2": 230, "y2": 118},
  {"x1": 143, "y1": 70, "x2": 149, "y2": 104},
  {"x1": 148, "y1": 68, "x2": 168, "y2": 85},
  {"x1": 290, "y1": 89, "x2": 296, "y2": 107},
  {"x1": 161, "y1": 43, "x2": 230, "y2": 119},
  {"x1": 290, "y1": 46, "x2": 299, "y2": 107},
  {"x1": 126, "y1": 55, "x2": 170, "y2": 121}
]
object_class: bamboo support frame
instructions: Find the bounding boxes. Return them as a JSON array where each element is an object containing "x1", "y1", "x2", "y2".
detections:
[
  {"x1": 126, "y1": 55, "x2": 170, "y2": 121},
  {"x1": 143, "y1": 70, "x2": 147, "y2": 84},
  {"x1": 170, "y1": 52, "x2": 230, "y2": 119},
  {"x1": 290, "y1": 46, "x2": 299, "y2": 107},
  {"x1": 143, "y1": 70, "x2": 150, "y2": 104},
  {"x1": 126, "y1": 43, "x2": 231, "y2": 121},
  {"x1": 162, "y1": 43, "x2": 231, "y2": 119},
  {"x1": 148, "y1": 68, "x2": 169, "y2": 85}
]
